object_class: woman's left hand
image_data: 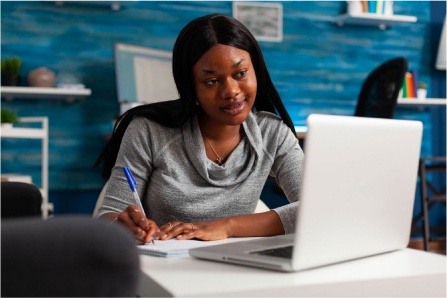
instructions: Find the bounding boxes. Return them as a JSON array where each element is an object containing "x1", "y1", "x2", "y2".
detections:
[{"x1": 157, "y1": 219, "x2": 230, "y2": 241}]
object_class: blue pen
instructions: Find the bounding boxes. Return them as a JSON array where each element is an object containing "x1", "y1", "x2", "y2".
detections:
[{"x1": 123, "y1": 166, "x2": 154, "y2": 244}]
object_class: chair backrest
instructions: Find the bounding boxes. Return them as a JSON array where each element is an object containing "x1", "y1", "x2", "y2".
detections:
[
  {"x1": 1, "y1": 216, "x2": 140, "y2": 297},
  {"x1": 1, "y1": 182, "x2": 42, "y2": 219},
  {"x1": 354, "y1": 57, "x2": 408, "y2": 119}
]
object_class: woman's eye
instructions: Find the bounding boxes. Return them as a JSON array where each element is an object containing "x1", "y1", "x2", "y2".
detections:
[
  {"x1": 205, "y1": 79, "x2": 218, "y2": 85},
  {"x1": 235, "y1": 70, "x2": 247, "y2": 78}
]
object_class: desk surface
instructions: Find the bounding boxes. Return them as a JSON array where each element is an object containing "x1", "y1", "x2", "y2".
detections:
[{"x1": 139, "y1": 247, "x2": 446, "y2": 297}]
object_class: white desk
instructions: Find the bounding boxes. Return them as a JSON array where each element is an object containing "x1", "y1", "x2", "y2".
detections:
[{"x1": 139, "y1": 248, "x2": 445, "y2": 297}]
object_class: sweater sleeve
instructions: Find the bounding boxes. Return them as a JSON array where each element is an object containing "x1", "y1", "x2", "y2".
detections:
[
  {"x1": 97, "y1": 117, "x2": 154, "y2": 217},
  {"x1": 269, "y1": 122, "x2": 304, "y2": 234}
]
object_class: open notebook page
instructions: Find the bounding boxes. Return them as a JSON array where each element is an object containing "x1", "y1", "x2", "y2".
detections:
[{"x1": 138, "y1": 237, "x2": 258, "y2": 257}]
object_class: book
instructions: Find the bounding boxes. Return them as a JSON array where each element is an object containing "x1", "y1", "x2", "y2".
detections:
[
  {"x1": 137, "y1": 237, "x2": 256, "y2": 257},
  {"x1": 411, "y1": 69, "x2": 419, "y2": 98},
  {"x1": 402, "y1": 75, "x2": 407, "y2": 98},
  {"x1": 376, "y1": 0, "x2": 384, "y2": 15},
  {"x1": 405, "y1": 72, "x2": 415, "y2": 98},
  {"x1": 368, "y1": 1, "x2": 377, "y2": 13},
  {"x1": 361, "y1": 1, "x2": 368, "y2": 13}
]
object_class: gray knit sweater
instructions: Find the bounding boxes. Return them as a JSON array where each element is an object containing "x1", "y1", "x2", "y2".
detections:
[{"x1": 98, "y1": 111, "x2": 304, "y2": 234}]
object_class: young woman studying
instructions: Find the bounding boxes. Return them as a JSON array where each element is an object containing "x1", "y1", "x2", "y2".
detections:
[{"x1": 95, "y1": 13, "x2": 304, "y2": 244}]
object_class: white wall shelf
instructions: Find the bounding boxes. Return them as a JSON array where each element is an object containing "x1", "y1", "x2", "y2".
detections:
[
  {"x1": 334, "y1": 13, "x2": 417, "y2": 30},
  {"x1": 397, "y1": 98, "x2": 447, "y2": 107},
  {"x1": 1, "y1": 117, "x2": 52, "y2": 218},
  {"x1": 1, "y1": 86, "x2": 91, "y2": 102}
]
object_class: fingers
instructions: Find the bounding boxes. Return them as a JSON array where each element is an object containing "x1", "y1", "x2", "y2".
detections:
[
  {"x1": 157, "y1": 221, "x2": 197, "y2": 240},
  {"x1": 127, "y1": 206, "x2": 148, "y2": 229},
  {"x1": 119, "y1": 205, "x2": 160, "y2": 243},
  {"x1": 176, "y1": 224, "x2": 197, "y2": 240}
]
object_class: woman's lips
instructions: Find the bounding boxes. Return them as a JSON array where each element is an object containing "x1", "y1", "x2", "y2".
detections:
[{"x1": 221, "y1": 100, "x2": 246, "y2": 115}]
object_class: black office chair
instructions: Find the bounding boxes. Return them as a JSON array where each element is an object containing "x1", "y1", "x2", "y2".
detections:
[
  {"x1": 354, "y1": 57, "x2": 408, "y2": 119},
  {"x1": 1, "y1": 181, "x2": 43, "y2": 219},
  {"x1": 271, "y1": 58, "x2": 408, "y2": 200},
  {"x1": 1, "y1": 216, "x2": 141, "y2": 297}
]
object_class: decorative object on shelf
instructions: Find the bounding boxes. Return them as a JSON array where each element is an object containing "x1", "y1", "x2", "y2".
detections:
[
  {"x1": 1, "y1": 56, "x2": 22, "y2": 86},
  {"x1": 417, "y1": 82, "x2": 427, "y2": 99},
  {"x1": 384, "y1": 1, "x2": 393, "y2": 16},
  {"x1": 27, "y1": 67, "x2": 56, "y2": 88},
  {"x1": 347, "y1": 1, "x2": 363, "y2": 15},
  {"x1": 56, "y1": 70, "x2": 85, "y2": 89},
  {"x1": 1, "y1": 109, "x2": 19, "y2": 128}
]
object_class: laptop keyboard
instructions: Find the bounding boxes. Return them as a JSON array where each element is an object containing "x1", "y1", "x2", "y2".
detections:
[{"x1": 251, "y1": 245, "x2": 293, "y2": 259}]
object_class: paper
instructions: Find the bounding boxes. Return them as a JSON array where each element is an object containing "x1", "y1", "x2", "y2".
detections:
[{"x1": 137, "y1": 239, "x2": 222, "y2": 257}]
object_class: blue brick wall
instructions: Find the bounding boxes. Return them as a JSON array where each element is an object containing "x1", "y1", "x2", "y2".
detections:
[{"x1": 1, "y1": 1, "x2": 442, "y2": 216}]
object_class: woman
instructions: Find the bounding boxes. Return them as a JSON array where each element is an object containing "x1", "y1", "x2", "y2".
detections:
[{"x1": 95, "y1": 13, "x2": 304, "y2": 244}]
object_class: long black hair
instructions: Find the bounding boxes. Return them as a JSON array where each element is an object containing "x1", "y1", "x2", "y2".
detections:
[{"x1": 95, "y1": 13, "x2": 296, "y2": 180}]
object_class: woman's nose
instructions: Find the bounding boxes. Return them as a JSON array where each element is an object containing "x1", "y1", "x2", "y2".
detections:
[{"x1": 220, "y1": 77, "x2": 241, "y2": 100}]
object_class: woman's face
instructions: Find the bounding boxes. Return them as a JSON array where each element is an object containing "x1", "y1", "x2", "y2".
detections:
[{"x1": 193, "y1": 44, "x2": 257, "y2": 127}]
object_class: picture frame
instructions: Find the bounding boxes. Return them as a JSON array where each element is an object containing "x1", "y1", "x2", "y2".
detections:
[{"x1": 233, "y1": 2, "x2": 283, "y2": 42}]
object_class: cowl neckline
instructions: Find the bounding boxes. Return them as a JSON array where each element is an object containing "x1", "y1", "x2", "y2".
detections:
[{"x1": 183, "y1": 112, "x2": 264, "y2": 187}]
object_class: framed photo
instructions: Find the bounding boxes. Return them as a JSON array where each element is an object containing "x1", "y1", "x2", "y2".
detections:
[{"x1": 233, "y1": 2, "x2": 283, "y2": 42}]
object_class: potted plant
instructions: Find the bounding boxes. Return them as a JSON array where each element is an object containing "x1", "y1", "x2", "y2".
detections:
[
  {"x1": 417, "y1": 82, "x2": 427, "y2": 99},
  {"x1": 1, "y1": 109, "x2": 19, "y2": 128},
  {"x1": 1, "y1": 56, "x2": 22, "y2": 86}
]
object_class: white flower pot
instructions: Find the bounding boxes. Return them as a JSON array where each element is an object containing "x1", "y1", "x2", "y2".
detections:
[
  {"x1": 1, "y1": 123, "x2": 13, "y2": 129},
  {"x1": 417, "y1": 88, "x2": 427, "y2": 99}
]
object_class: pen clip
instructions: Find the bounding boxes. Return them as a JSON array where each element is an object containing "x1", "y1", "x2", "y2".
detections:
[{"x1": 123, "y1": 167, "x2": 137, "y2": 192}]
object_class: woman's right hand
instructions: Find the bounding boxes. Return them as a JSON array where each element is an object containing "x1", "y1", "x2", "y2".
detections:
[{"x1": 114, "y1": 205, "x2": 160, "y2": 244}]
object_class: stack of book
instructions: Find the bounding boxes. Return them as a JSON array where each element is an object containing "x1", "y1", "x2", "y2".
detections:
[
  {"x1": 357, "y1": 1, "x2": 393, "y2": 15},
  {"x1": 401, "y1": 70, "x2": 425, "y2": 99}
]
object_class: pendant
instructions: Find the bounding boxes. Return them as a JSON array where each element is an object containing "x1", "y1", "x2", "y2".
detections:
[{"x1": 215, "y1": 157, "x2": 223, "y2": 165}]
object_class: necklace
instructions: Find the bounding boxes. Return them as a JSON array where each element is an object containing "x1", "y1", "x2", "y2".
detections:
[{"x1": 203, "y1": 128, "x2": 239, "y2": 165}]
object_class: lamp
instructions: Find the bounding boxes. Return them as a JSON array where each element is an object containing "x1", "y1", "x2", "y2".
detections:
[{"x1": 436, "y1": 17, "x2": 446, "y2": 70}]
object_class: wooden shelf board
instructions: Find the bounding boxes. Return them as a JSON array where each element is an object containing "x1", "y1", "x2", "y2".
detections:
[
  {"x1": 397, "y1": 98, "x2": 447, "y2": 107},
  {"x1": 335, "y1": 13, "x2": 417, "y2": 28},
  {"x1": 1, "y1": 86, "x2": 91, "y2": 100},
  {"x1": 1, "y1": 127, "x2": 47, "y2": 139}
]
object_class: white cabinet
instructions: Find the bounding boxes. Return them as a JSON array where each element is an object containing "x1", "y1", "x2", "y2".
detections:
[
  {"x1": 0, "y1": 86, "x2": 92, "y2": 217},
  {"x1": 1, "y1": 117, "x2": 51, "y2": 218}
]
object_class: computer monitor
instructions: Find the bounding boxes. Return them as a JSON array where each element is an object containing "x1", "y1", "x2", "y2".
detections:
[{"x1": 114, "y1": 42, "x2": 178, "y2": 105}]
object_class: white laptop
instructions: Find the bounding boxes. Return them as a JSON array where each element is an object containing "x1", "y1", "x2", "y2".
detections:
[{"x1": 190, "y1": 114, "x2": 423, "y2": 272}]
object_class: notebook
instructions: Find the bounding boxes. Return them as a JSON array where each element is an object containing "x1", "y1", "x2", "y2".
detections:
[
  {"x1": 138, "y1": 237, "x2": 259, "y2": 257},
  {"x1": 189, "y1": 114, "x2": 423, "y2": 272},
  {"x1": 138, "y1": 240, "x2": 216, "y2": 257}
]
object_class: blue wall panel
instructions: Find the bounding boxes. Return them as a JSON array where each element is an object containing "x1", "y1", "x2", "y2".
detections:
[{"x1": 1, "y1": 1, "x2": 438, "y2": 197}]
